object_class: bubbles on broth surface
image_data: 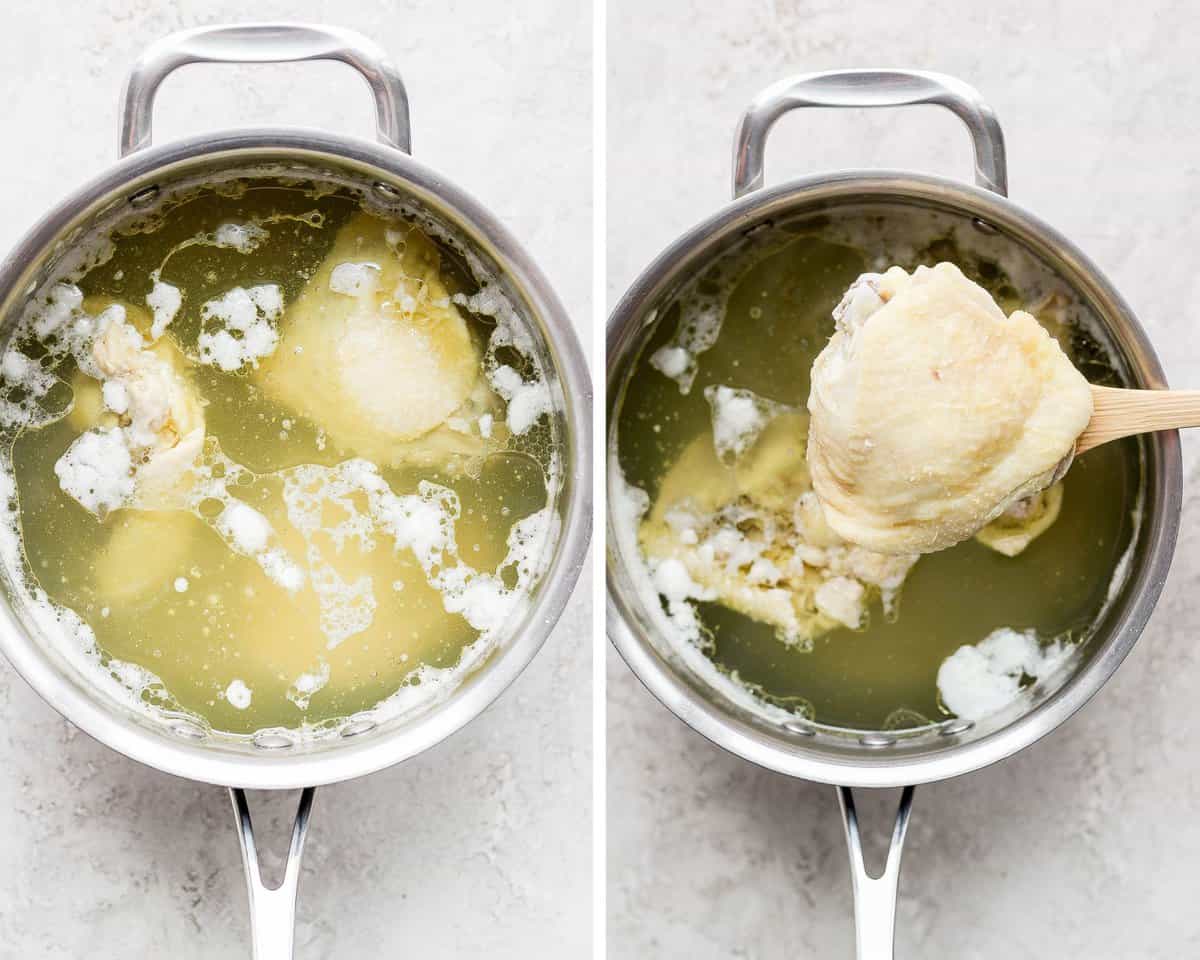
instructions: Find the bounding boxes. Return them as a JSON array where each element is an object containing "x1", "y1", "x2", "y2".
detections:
[
  {"x1": 0, "y1": 176, "x2": 564, "y2": 740},
  {"x1": 611, "y1": 207, "x2": 1144, "y2": 731}
]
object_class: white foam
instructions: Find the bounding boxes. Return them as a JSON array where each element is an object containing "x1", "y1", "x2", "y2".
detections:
[
  {"x1": 0, "y1": 346, "x2": 59, "y2": 431},
  {"x1": 650, "y1": 346, "x2": 688, "y2": 378},
  {"x1": 287, "y1": 661, "x2": 330, "y2": 709},
  {"x1": 608, "y1": 453, "x2": 800, "y2": 725},
  {"x1": 53, "y1": 427, "x2": 134, "y2": 517},
  {"x1": 280, "y1": 461, "x2": 379, "y2": 648},
  {"x1": 1, "y1": 351, "x2": 47, "y2": 393},
  {"x1": 259, "y1": 548, "x2": 305, "y2": 593},
  {"x1": 225, "y1": 678, "x2": 252, "y2": 710},
  {"x1": 937, "y1": 627, "x2": 1070, "y2": 721},
  {"x1": 454, "y1": 287, "x2": 535, "y2": 353},
  {"x1": 281, "y1": 458, "x2": 556, "y2": 653},
  {"x1": 329, "y1": 261, "x2": 381, "y2": 297},
  {"x1": 454, "y1": 287, "x2": 555, "y2": 437},
  {"x1": 364, "y1": 501, "x2": 558, "y2": 730},
  {"x1": 173, "y1": 576, "x2": 188, "y2": 593},
  {"x1": 146, "y1": 280, "x2": 181, "y2": 340},
  {"x1": 32, "y1": 283, "x2": 85, "y2": 340},
  {"x1": 217, "y1": 500, "x2": 271, "y2": 554},
  {"x1": 0, "y1": 466, "x2": 21, "y2": 574},
  {"x1": 308, "y1": 558, "x2": 376, "y2": 649},
  {"x1": 704, "y1": 385, "x2": 790, "y2": 464},
  {"x1": 197, "y1": 285, "x2": 283, "y2": 372},
  {"x1": 649, "y1": 556, "x2": 715, "y2": 641},
  {"x1": 814, "y1": 576, "x2": 865, "y2": 629},
  {"x1": 0, "y1": 351, "x2": 26, "y2": 382},
  {"x1": 648, "y1": 281, "x2": 727, "y2": 394},
  {"x1": 184, "y1": 451, "x2": 309, "y2": 597},
  {"x1": 489, "y1": 363, "x2": 551, "y2": 435},
  {"x1": 0, "y1": 286, "x2": 97, "y2": 432},
  {"x1": 19, "y1": 582, "x2": 167, "y2": 714},
  {"x1": 101, "y1": 380, "x2": 128, "y2": 414},
  {"x1": 212, "y1": 222, "x2": 269, "y2": 253}
]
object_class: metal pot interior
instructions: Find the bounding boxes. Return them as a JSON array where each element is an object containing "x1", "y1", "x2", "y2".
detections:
[
  {"x1": 607, "y1": 174, "x2": 1181, "y2": 787},
  {"x1": 0, "y1": 136, "x2": 590, "y2": 788}
]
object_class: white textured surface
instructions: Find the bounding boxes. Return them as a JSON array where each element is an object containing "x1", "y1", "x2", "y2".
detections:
[
  {"x1": 608, "y1": 1, "x2": 1200, "y2": 957},
  {"x1": 0, "y1": 1, "x2": 590, "y2": 957}
]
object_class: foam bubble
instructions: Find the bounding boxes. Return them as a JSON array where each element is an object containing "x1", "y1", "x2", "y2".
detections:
[
  {"x1": 225, "y1": 678, "x2": 252, "y2": 710},
  {"x1": 937, "y1": 627, "x2": 1071, "y2": 721},
  {"x1": 649, "y1": 281, "x2": 727, "y2": 394},
  {"x1": 281, "y1": 459, "x2": 556, "y2": 653},
  {"x1": 607, "y1": 453, "x2": 800, "y2": 725},
  {"x1": 32, "y1": 283, "x2": 85, "y2": 340},
  {"x1": 454, "y1": 287, "x2": 554, "y2": 437},
  {"x1": 53, "y1": 427, "x2": 134, "y2": 517},
  {"x1": 489, "y1": 364, "x2": 552, "y2": 436},
  {"x1": 212, "y1": 222, "x2": 269, "y2": 253},
  {"x1": 197, "y1": 285, "x2": 283, "y2": 372},
  {"x1": 216, "y1": 500, "x2": 271, "y2": 554},
  {"x1": 704, "y1": 385, "x2": 791, "y2": 464},
  {"x1": 287, "y1": 661, "x2": 330, "y2": 710},
  {"x1": 259, "y1": 548, "x2": 305, "y2": 593},
  {"x1": 101, "y1": 380, "x2": 129, "y2": 414},
  {"x1": 329, "y1": 261, "x2": 382, "y2": 297},
  {"x1": 146, "y1": 280, "x2": 182, "y2": 340}
]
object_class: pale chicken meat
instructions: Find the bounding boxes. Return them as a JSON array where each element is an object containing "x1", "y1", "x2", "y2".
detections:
[
  {"x1": 255, "y1": 211, "x2": 500, "y2": 469},
  {"x1": 57, "y1": 298, "x2": 205, "y2": 516},
  {"x1": 807, "y1": 262, "x2": 1093, "y2": 555},
  {"x1": 639, "y1": 409, "x2": 917, "y2": 643}
]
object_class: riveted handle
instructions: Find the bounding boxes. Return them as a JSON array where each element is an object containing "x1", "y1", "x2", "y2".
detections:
[
  {"x1": 230, "y1": 786, "x2": 316, "y2": 960},
  {"x1": 119, "y1": 23, "x2": 411, "y2": 157},
  {"x1": 732, "y1": 70, "x2": 1006, "y2": 198},
  {"x1": 837, "y1": 785, "x2": 915, "y2": 960}
]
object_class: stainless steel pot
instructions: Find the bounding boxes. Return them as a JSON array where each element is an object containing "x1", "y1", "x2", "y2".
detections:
[
  {"x1": 0, "y1": 23, "x2": 591, "y2": 958},
  {"x1": 607, "y1": 69, "x2": 1180, "y2": 958}
]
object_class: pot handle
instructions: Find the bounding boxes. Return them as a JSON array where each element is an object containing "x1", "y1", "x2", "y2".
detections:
[
  {"x1": 118, "y1": 23, "x2": 411, "y2": 157},
  {"x1": 836, "y1": 784, "x2": 915, "y2": 960},
  {"x1": 229, "y1": 786, "x2": 316, "y2": 960},
  {"x1": 731, "y1": 70, "x2": 1006, "y2": 198}
]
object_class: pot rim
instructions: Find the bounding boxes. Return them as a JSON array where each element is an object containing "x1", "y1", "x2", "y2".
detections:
[
  {"x1": 606, "y1": 168, "x2": 1181, "y2": 788},
  {"x1": 0, "y1": 126, "x2": 593, "y2": 790}
]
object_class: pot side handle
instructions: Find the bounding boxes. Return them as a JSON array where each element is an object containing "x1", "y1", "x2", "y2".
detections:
[
  {"x1": 837, "y1": 784, "x2": 915, "y2": 960},
  {"x1": 229, "y1": 786, "x2": 317, "y2": 960},
  {"x1": 731, "y1": 70, "x2": 1006, "y2": 199},
  {"x1": 118, "y1": 23, "x2": 411, "y2": 157}
]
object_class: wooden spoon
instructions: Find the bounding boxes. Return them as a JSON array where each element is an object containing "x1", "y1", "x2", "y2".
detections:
[{"x1": 1076, "y1": 385, "x2": 1200, "y2": 454}]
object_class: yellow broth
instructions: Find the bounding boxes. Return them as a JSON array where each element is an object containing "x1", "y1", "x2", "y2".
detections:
[
  {"x1": 5, "y1": 183, "x2": 556, "y2": 735},
  {"x1": 615, "y1": 228, "x2": 1140, "y2": 729}
]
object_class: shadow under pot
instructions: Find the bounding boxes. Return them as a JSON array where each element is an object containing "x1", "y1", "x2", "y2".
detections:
[
  {"x1": 0, "y1": 22, "x2": 591, "y2": 958},
  {"x1": 607, "y1": 69, "x2": 1179, "y2": 957}
]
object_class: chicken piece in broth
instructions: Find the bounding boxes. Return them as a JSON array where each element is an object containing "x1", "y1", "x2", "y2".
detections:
[{"x1": 256, "y1": 212, "x2": 503, "y2": 470}]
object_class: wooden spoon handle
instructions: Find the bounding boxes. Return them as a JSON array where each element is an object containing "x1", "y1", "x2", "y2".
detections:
[{"x1": 1076, "y1": 384, "x2": 1200, "y2": 454}]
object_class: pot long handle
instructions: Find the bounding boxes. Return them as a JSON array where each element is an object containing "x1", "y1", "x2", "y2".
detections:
[
  {"x1": 229, "y1": 786, "x2": 317, "y2": 960},
  {"x1": 836, "y1": 785, "x2": 915, "y2": 960},
  {"x1": 731, "y1": 70, "x2": 1007, "y2": 199},
  {"x1": 118, "y1": 23, "x2": 411, "y2": 157}
]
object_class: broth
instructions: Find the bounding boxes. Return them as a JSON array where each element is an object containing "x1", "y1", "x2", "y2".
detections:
[
  {"x1": 0, "y1": 180, "x2": 560, "y2": 737},
  {"x1": 613, "y1": 216, "x2": 1141, "y2": 730}
]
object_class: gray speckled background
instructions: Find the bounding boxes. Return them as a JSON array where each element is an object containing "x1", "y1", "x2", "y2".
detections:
[
  {"x1": 608, "y1": 1, "x2": 1200, "y2": 957},
  {"x1": 0, "y1": 1, "x2": 591, "y2": 957}
]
